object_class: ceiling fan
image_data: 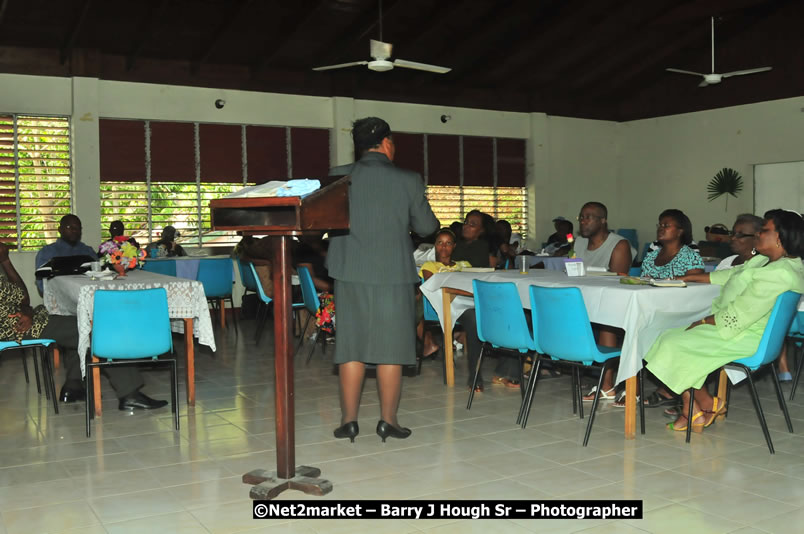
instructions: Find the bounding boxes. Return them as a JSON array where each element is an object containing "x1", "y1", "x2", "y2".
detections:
[
  {"x1": 666, "y1": 16, "x2": 772, "y2": 87},
  {"x1": 312, "y1": 0, "x2": 451, "y2": 74}
]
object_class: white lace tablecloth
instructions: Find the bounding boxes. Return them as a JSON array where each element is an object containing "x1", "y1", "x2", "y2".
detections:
[{"x1": 44, "y1": 270, "x2": 217, "y2": 376}]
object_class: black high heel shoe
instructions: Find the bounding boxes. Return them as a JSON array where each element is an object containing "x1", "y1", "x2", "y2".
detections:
[
  {"x1": 333, "y1": 421, "x2": 359, "y2": 442},
  {"x1": 376, "y1": 420, "x2": 412, "y2": 442}
]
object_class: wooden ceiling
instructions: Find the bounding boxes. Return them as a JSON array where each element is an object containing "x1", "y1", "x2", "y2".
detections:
[{"x1": 1, "y1": 0, "x2": 801, "y2": 121}]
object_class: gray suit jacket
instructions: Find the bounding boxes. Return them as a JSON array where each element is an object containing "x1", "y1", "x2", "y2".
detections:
[{"x1": 327, "y1": 152, "x2": 439, "y2": 285}]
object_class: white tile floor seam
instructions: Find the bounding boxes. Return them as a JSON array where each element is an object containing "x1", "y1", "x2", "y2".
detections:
[{"x1": 1, "y1": 321, "x2": 803, "y2": 533}]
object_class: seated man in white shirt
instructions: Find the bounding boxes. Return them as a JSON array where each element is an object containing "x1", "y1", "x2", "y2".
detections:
[{"x1": 574, "y1": 202, "x2": 633, "y2": 401}]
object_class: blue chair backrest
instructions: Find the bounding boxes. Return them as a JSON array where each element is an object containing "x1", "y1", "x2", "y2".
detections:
[
  {"x1": 142, "y1": 260, "x2": 176, "y2": 277},
  {"x1": 472, "y1": 280, "x2": 538, "y2": 353},
  {"x1": 420, "y1": 277, "x2": 439, "y2": 322},
  {"x1": 297, "y1": 266, "x2": 321, "y2": 313},
  {"x1": 617, "y1": 228, "x2": 638, "y2": 251},
  {"x1": 249, "y1": 263, "x2": 272, "y2": 305},
  {"x1": 92, "y1": 288, "x2": 172, "y2": 359},
  {"x1": 197, "y1": 258, "x2": 234, "y2": 298},
  {"x1": 238, "y1": 259, "x2": 258, "y2": 293},
  {"x1": 734, "y1": 291, "x2": 801, "y2": 369},
  {"x1": 788, "y1": 310, "x2": 804, "y2": 336},
  {"x1": 628, "y1": 266, "x2": 641, "y2": 277},
  {"x1": 529, "y1": 285, "x2": 601, "y2": 364},
  {"x1": 641, "y1": 242, "x2": 653, "y2": 261}
]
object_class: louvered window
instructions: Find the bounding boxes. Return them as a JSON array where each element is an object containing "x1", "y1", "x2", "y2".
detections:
[
  {"x1": 0, "y1": 115, "x2": 72, "y2": 250},
  {"x1": 99, "y1": 120, "x2": 329, "y2": 247},
  {"x1": 426, "y1": 185, "x2": 528, "y2": 235}
]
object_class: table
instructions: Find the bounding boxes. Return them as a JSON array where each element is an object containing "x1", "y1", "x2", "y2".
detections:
[
  {"x1": 44, "y1": 270, "x2": 217, "y2": 412},
  {"x1": 145, "y1": 255, "x2": 233, "y2": 280},
  {"x1": 420, "y1": 270, "x2": 722, "y2": 439}
]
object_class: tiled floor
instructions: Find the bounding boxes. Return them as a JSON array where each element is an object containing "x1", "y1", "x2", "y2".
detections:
[{"x1": 2, "y1": 320, "x2": 804, "y2": 534}]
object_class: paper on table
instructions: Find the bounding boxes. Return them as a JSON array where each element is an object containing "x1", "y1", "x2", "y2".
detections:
[
  {"x1": 222, "y1": 179, "x2": 321, "y2": 199},
  {"x1": 462, "y1": 267, "x2": 495, "y2": 273}
]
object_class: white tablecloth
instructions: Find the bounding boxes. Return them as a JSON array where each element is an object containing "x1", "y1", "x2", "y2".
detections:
[
  {"x1": 420, "y1": 270, "x2": 722, "y2": 386},
  {"x1": 44, "y1": 270, "x2": 217, "y2": 376},
  {"x1": 519, "y1": 255, "x2": 718, "y2": 273}
]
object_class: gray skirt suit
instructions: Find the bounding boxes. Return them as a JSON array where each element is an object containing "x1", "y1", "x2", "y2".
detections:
[{"x1": 327, "y1": 152, "x2": 439, "y2": 365}]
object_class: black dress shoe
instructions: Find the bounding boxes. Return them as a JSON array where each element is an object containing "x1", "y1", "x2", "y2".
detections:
[
  {"x1": 60, "y1": 385, "x2": 86, "y2": 403},
  {"x1": 333, "y1": 421, "x2": 359, "y2": 442},
  {"x1": 118, "y1": 391, "x2": 169, "y2": 411},
  {"x1": 376, "y1": 420, "x2": 412, "y2": 442}
]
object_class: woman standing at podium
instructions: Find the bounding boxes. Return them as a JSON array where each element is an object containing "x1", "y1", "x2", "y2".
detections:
[{"x1": 327, "y1": 117, "x2": 439, "y2": 442}]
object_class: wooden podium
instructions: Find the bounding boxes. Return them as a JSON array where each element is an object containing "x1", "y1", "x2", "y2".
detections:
[{"x1": 210, "y1": 176, "x2": 349, "y2": 499}]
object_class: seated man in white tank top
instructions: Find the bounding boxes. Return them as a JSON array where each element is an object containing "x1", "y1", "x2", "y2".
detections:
[
  {"x1": 574, "y1": 202, "x2": 632, "y2": 273},
  {"x1": 574, "y1": 201, "x2": 633, "y2": 401}
]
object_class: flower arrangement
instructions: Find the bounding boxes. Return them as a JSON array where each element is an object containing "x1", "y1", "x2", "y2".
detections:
[
  {"x1": 315, "y1": 293, "x2": 336, "y2": 334},
  {"x1": 567, "y1": 233, "x2": 576, "y2": 258},
  {"x1": 98, "y1": 235, "x2": 146, "y2": 273}
]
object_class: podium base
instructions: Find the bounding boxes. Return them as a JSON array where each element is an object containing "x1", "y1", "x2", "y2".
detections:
[{"x1": 243, "y1": 466, "x2": 333, "y2": 500}]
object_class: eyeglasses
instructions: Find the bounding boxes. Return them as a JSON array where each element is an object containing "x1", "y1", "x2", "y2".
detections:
[
  {"x1": 656, "y1": 223, "x2": 677, "y2": 229},
  {"x1": 576, "y1": 215, "x2": 602, "y2": 221},
  {"x1": 732, "y1": 232, "x2": 755, "y2": 239}
]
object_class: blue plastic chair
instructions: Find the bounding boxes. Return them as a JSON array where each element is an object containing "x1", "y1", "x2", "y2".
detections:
[
  {"x1": 522, "y1": 286, "x2": 636, "y2": 446},
  {"x1": 628, "y1": 266, "x2": 641, "y2": 277},
  {"x1": 788, "y1": 311, "x2": 804, "y2": 400},
  {"x1": 417, "y1": 280, "x2": 447, "y2": 384},
  {"x1": 87, "y1": 288, "x2": 178, "y2": 436},
  {"x1": 0, "y1": 339, "x2": 59, "y2": 414},
  {"x1": 721, "y1": 291, "x2": 800, "y2": 453},
  {"x1": 616, "y1": 229, "x2": 638, "y2": 251},
  {"x1": 197, "y1": 258, "x2": 237, "y2": 332},
  {"x1": 237, "y1": 258, "x2": 258, "y2": 296},
  {"x1": 142, "y1": 260, "x2": 177, "y2": 277},
  {"x1": 466, "y1": 280, "x2": 538, "y2": 410},
  {"x1": 298, "y1": 266, "x2": 328, "y2": 364},
  {"x1": 249, "y1": 262, "x2": 274, "y2": 345}
]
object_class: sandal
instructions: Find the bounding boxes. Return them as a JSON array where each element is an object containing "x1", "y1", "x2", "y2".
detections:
[
  {"x1": 703, "y1": 397, "x2": 727, "y2": 427},
  {"x1": 643, "y1": 389, "x2": 678, "y2": 408},
  {"x1": 492, "y1": 376, "x2": 520, "y2": 389},
  {"x1": 582, "y1": 386, "x2": 616, "y2": 402},
  {"x1": 468, "y1": 384, "x2": 484, "y2": 393},
  {"x1": 667, "y1": 411, "x2": 705, "y2": 432}
]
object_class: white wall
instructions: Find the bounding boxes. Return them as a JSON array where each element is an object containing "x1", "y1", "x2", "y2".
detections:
[
  {"x1": 619, "y1": 96, "x2": 804, "y2": 254},
  {"x1": 4, "y1": 73, "x2": 804, "y2": 302}
]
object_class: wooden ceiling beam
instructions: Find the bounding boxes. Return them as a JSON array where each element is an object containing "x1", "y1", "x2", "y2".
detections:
[
  {"x1": 514, "y1": 0, "x2": 676, "y2": 89},
  {"x1": 249, "y1": 0, "x2": 328, "y2": 77},
  {"x1": 59, "y1": 0, "x2": 92, "y2": 65},
  {"x1": 313, "y1": 0, "x2": 405, "y2": 66},
  {"x1": 191, "y1": 0, "x2": 254, "y2": 75},
  {"x1": 126, "y1": 0, "x2": 169, "y2": 71}
]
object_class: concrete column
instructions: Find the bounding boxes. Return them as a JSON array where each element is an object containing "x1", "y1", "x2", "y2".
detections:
[
  {"x1": 527, "y1": 112, "x2": 549, "y2": 249},
  {"x1": 331, "y1": 97, "x2": 355, "y2": 167},
  {"x1": 71, "y1": 77, "x2": 102, "y2": 247}
]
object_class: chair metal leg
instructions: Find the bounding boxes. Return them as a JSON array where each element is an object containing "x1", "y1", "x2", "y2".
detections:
[
  {"x1": 42, "y1": 347, "x2": 59, "y2": 414},
  {"x1": 571, "y1": 365, "x2": 578, "y2": 415},
  {"x1": 294, "y1": 314, "x2": 312, "y2": 357},
  {"x1": 639, "y1": 366, "x2": 645, "y2": 435},
  {"x1": 20, "y1": 349, "x2": 30, "y2": 384},
  {"x1": 227, "y1": 295, "x2": 238, "y2": 335},
  {"x1": 305, "y1": 327, "x2": 321, "y2": 365},
  {"x1": 577, "y1": 366, "x2": 584, "y2": 420},
  {"x1": 38, "y1": 348, "x2": 50, "y2": 401},
  {"x1": 467, "y1": 343, "x2": 487, "y2": 410},
  {"x1": 170, "y1": 359, "x2": 179, "y2": 431},
  {"x1": 583, "y1": 361, "x2": 611, "y2": 447},
  {"x1": 685, "y1": 387, "x2": 695, "y2": 444},
  {"x1": 519, "y1": 359, "x2": 541, "y2": 428},
  {"x1": 770, "y1": 364, "x2": 794, "y2": 433},
  {"x1": 255, "y1": 303, "x2": 268, "y2": 345},
  {"x1": 32, "y1": 348, "x2": 42, "y2": 394},
  {"x1": 791, "y1": 341, "x2": 804, "y2": 401},
  {"x1": 743, "y1": 369, "x2": 774, "y2": 453},
  {"x1": 85, "y1": 362, "x2": 93, "y2": 437},
  {"x1": 518, "y1": 353, "x2": 526, "y2": 401}
]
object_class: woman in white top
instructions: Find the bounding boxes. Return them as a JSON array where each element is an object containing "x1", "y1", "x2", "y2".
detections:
[{"x1": 715, "y1": 214, "x2": 763, "y2": 271}]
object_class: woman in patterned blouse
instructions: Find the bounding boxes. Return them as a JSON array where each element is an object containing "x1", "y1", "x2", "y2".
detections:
[{"x1": 641, "y1": 209, "x2": 705, "y2": 279}]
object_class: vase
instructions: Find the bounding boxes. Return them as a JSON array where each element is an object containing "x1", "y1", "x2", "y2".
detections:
[{"x1": 112, "y1": 263, "x2": 127, "y2": 277}]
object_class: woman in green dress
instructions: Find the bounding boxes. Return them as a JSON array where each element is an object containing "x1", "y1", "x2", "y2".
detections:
[{"x1": 645, "y1": 209, "x2": 804, "y2": 432}]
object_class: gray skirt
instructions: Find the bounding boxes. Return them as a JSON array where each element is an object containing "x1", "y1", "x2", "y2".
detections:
[{"x1": 333, "y1": 280, "x2": 417, "y2": 365}]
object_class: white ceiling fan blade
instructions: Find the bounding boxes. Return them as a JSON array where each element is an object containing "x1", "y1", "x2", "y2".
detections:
[
  {"x1": 393, "y1": 58, "x2": 451, "y2": 74},
  {"x1": 666, "y1": 68, "x2": 705, "y2": 77},
  {"x1": 312, "y1": 61, "x2": 368, "y2": 71},
  {"x1": 720, "y1": 66, "x2": 773, "y2": 78},
  {"x1": 698, "y1": 79, "x2": 710, "y2": 87},
  {"x1": 370, "y1": 39, "x2": 393, "y2": 61}
]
